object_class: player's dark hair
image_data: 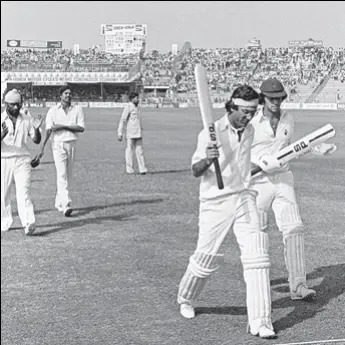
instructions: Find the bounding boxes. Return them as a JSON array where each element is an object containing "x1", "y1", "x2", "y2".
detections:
[
  {"x1": 129, "y1": 92, "x2": 139, "y2": 101},
  {"x1": 59, "y1": 85, "x2": 73, "y2": 95},
  {"x1": 225, "y1": 85, "x2": 259, "y2": 113}
]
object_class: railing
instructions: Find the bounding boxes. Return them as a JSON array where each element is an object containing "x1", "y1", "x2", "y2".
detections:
[{"x1": 1, "y1": 62, "x2": 136, "y2": 73}]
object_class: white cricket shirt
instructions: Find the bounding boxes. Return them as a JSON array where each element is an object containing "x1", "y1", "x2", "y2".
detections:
[
  {"x1": 250, "y1": 108, "x2": 294, "y2": 175},
  {"x1": 1, "y1": 110, "x2": 35, "y2": 158},
  {"x1": 192, "y1": 114, "x2": 254, "y2": 202},
  {"x1": 45, "y1": 104, "x2": 85, "y2": 143}
]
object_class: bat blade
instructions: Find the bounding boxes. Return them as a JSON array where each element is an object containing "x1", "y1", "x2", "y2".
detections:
[
  {"x1": 195, "y1": 64, "x2": 224, "y2": 189},
  {"x1": 195, "y1": 64, "x2": 214, "y2": 129},
  {"x1": 251, "y1": 123, "x2": 336, "y2": 176}
]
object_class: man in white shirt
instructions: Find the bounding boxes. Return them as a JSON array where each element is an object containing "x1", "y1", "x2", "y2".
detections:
[
  {"x1": 39, "y1": 86, "x2": 85, "y2": 217},
  {"x1": 250, "y1": 78, "x2": 316, "y2": 301},
  {"x1": 1, "y1": 89, "x2": 43, "y2": 235},
  {"x1": 177, "y1": 85, "x2": 276, "y2": 339},
  {"x1": 117, "y1": 92, "x2": 147, "y2": 175}
]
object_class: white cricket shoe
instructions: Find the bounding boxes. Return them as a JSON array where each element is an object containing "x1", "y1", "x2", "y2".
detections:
[
  {"x1": 258, "y1": 325, "x2": 277, "y2": 339},
  {"x1": 291, "y1": 284, "x2": 316, "y2": 300},
  {"x1": 180, "y1": 303, "x2": 195, "y2": 319},
  {"x1": 25, "y1": 223, "x2": 36, "y2": 236}
]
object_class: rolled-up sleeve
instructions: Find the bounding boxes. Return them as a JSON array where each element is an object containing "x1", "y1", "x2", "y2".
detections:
[
  {"x1": 76, "y1": 106, "x2": 85, "y2": 129},
  {"x1": 45, "y1": 107, "x2": 54, "y2": 130},
  {"x1": 191, "y1": 129, "x2": 208, "y2": 166}
]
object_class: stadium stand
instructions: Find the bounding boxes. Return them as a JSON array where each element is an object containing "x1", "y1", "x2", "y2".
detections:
[{"x1": 1, "y1": 46, "x2": 344, "y2": 105}]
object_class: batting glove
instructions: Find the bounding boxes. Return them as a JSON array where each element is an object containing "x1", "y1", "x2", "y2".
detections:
[
  {"x1": 258, "y1": 155, "x2": 283, "y2": 174},
  {"x1": 311, "y1": 143, "x2": 337, "y2": 156}
]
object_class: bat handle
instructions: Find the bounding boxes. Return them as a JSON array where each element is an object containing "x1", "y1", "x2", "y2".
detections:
[
  {"x1": 251, "y1": 166, "x2": 262, "y2": 176},
  {"x1": 213, "y1": 158, "x2": 224, "y2": 190}
]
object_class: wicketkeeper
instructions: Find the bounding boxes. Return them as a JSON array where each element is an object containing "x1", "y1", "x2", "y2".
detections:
[{"x1": 177, "y1": 85, "x2": 276, "y2": 339}]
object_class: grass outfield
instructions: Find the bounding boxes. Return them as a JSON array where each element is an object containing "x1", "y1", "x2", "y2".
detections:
[{"x1": 1, "y1": 108, "x2": 345, "y2": 345}]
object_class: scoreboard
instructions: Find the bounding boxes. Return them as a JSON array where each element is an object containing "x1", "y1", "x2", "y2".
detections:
[{"x1": 100, "y1": 24, "x2": 147, "y2": 55}]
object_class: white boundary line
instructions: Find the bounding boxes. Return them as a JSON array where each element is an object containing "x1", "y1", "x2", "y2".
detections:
[{"x1": 273, "y1": 339, "x2": 345, "y2": 345}]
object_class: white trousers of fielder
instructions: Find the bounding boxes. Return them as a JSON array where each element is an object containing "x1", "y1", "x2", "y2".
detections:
[
  {"x1": 126, "y1": 138, "x2": 147, "y2": 174},
  {"x1": 52, "y1": 141, "x2": 76, "y2": 211},
  {"x1": 1, "y1": 156, "x2": 35, "y2": 230},
  {"x1": 177, "y1": 190, "x2": 273, "y2": 335}
]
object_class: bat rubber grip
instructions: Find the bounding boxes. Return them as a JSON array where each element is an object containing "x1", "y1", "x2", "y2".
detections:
[
  {"x1": 213, "y1": 158, "x2": 224, "y2": 190},
  {"x1": 251, "y1": 166, "x2": 262, "y2": 176}
]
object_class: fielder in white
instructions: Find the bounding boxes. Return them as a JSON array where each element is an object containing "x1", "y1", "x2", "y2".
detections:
[
  {"x1": 177, "y1": 85, "x2": 277, "y2": 339},
  {"x1": 117, "y1": 92, "x2": 147, "y2": 175},
  {"x1": 39, "y1": 86, "x2": 85, "y2": 217},
  {"x1": 1, "y1": 89, "x2": 44, "y2": 235},
  {"x1": 250, "y1": 78, "x2": 335, "y2": 301}
]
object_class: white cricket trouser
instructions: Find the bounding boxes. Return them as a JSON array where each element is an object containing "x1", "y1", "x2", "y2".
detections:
[
  {"x1": 196, "y1": 191, "x2": 261, "y2": 254},
  {"x1": 251, "y1": 171, "x2": 306, "y2": 292},
  {"x1": 1, "y1": 156, "x2": 35, "y2": 230},
  {"x1": 178, "y1": 190, "x2": 273, "y2": 334},
  {"x1": 52, "y1": 141, "x2": 76, "y2": 210},
  {"x1": 251, "y1": 171, "x2": 302, "y2": 231},
  {"x1": 126, "y1": 138, "x2": 147, "y2": 174}
]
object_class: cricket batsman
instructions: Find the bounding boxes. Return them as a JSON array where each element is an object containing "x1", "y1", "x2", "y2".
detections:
[
  {"x1": 250, "y1": 78, "x2": 335, "y2": 301},
  {"x1": 177, "y1": 85, "x2": 277, "y2": 339}
]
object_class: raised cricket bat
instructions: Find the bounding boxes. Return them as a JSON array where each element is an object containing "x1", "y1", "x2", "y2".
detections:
[
  {"x1": 251, "y1": 123, "x2": 336, "y2": 176},
  {"x1": 195, "y1": 64, "x2": 224, "y2": 189}
]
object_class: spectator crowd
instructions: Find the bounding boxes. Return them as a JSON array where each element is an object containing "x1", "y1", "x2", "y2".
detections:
[{"x1": 1, "y1": 45, "x2": 344, "y2": 104}]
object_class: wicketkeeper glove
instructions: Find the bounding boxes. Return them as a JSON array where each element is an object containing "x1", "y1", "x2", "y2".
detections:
[{"x1": 258, "y1": 154, "x2": 283, "y2": 174}]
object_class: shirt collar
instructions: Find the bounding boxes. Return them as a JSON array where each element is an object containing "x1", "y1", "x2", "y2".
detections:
[
  {"x1": 258, "y1": 108, "x2": 287, "y2": 123},
  {"x1": 219, "y1": 113, "x2": 246, "y2": 134},
  {"x1": 57, "y1": 103, "x2": 73, "y2": 109}
]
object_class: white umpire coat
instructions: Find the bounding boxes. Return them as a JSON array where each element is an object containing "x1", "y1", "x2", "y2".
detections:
[{"x1": 117, "y1": 102, "x2": 143, "y2": 139}]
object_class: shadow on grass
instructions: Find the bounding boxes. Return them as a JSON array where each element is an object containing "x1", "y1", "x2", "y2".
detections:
[
  {"x1": 13, "y1": 208, "x2": 55, "y2": 217},
  {"x1": 149, "y1": 169, "x2": 190, "y2": 175},
  {"x1": 32, "y1": 213, "x2": 133, "y2": 236},
  {"x1": 31, "y1": 197, "x2": 164, "y2": 236},
  {"x1": 193, "y1": 264, "x2": 344, "y2": 334},
  {"x1": 72, "y1": 197, "x2": 165, "y2": 217},
  {"x1": 271, "y1": 263, "x2": 345, "y2": 332},
  {"x1": 196, "y1": 306, "x2": 246, "y2": 316}
]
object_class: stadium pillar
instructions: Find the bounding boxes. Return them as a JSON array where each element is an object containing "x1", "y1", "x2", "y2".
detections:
[{"x1": 101, "y1": 83, "x2": 104, "y2": 101}]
